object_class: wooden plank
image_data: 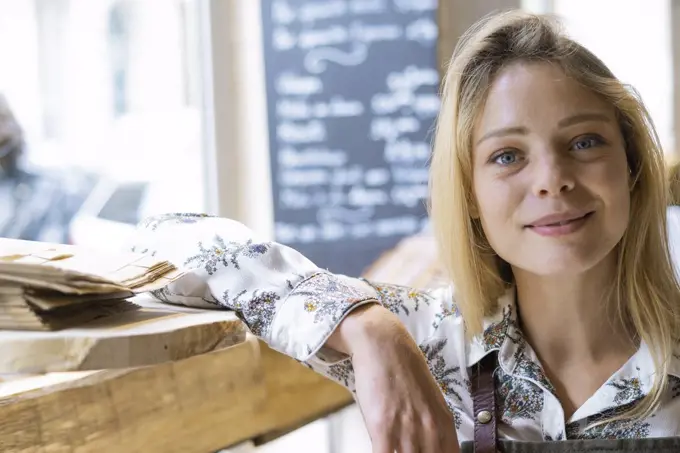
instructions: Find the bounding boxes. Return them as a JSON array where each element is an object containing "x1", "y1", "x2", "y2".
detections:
[
  {"x1": 250, "y1": 342, "x2": 354, "y2": 446},
  {"x1": 0, "y1": 336, "x2": 353, "y2": 453},
  {"x1": 0, "y1": 296, "x2": 245, "y2": 373},
  {"x1": 0, "y1": 335, "x2": 264, "y2": 453},
  {"x1": 0, "y1": 372, "x2": 100, "y2": 398}
]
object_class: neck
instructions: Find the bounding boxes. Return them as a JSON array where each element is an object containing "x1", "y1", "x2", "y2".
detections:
[
  {"x1": 512, "y1": 254, "x2": 636, "y2": 367},
  {"x1": 512, "y1": 254, "x2": 640, "y2": 418}
]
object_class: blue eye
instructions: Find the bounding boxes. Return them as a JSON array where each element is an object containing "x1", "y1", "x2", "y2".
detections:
[
  {"x1": 571, "y1": 136, "x2": 602, "y2": 150},
  {"x1": 494, "y1": 151, "x2": 517, "y2": 166}
]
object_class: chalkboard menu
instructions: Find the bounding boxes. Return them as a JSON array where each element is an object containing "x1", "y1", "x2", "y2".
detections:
[{"x1": 261, "y1": 0, "x2": 440, "y2": 277}]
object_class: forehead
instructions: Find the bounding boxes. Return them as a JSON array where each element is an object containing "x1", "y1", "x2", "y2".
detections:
[{"x1": 474, "y1": 62, "x2": 616, "y2": 136}]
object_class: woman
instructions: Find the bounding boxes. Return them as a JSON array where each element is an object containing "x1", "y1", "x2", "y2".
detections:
[{"x1": 131, "y1": 10, "x2": 680, "y2": 452}]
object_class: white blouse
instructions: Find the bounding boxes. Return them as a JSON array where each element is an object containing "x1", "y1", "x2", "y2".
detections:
[{"x1": 129, "y1": 213, "x2": 680, "y2": 442}]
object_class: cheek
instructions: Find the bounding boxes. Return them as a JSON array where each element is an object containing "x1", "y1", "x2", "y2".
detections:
[
  {"x1": 473, "y1": 176, "x2": 518, "y2": 248},
  {"x1": 604, "y1": 169, "x2": 632, "y2": 229},
  {"x1": 595, "y1": 156, "x2": 631, "y2": 219}
]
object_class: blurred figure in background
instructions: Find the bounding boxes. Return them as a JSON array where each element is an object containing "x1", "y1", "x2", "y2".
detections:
[
  {"x1": 0, "y1": 93, "x2": 24, "y2": 178},
  {"x1": 0, "y1": 94, "x2": 95, "y2": 243}
]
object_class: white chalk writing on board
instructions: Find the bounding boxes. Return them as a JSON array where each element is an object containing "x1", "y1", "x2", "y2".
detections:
[
  {"x1": 266, "y1": 0, "x2": 438, "y2": 247},
  {"x1": 317, "y1": 206, "x2": 375, "y2": 223},
  {"x1": 274, "y1": 21, "x2": 410, "y2": 52},
  {"x1": 277, "y1": 97, "x2": 364, "y2": 120},
  {"x1": 391, "y1": 184, "x2": 429, "y2": 207},
  {"x1": 272, "y1": 0, "x2": 394, "y2": 25},
  {"x1": 370, "y1": 117, "x2": 421, "y2": 142},
  {"x1": 384, "y1": 139, "x2": 430, "y2": 163},
  {"x1": 277, "y1": 120, "x2": 327, "y2": 144},
  {"x1": 273, "y1": 27, "x2": 297, "y2": 51},
  {"x1": 276, "y1": 73, "x2": 323, "y2": 96},
  {"x1": 365, "y1": 168, "x2": 391, "y2": 186},
  {"x1": 386, "y1": 66, "x2": 439, "y2": 91},
  {"x1": 272, "y1": 1, "x2": 296, "y2": 25},
  {"x1": 280, "y1": 169, "x2": 331, "y2": 187},
  {"x1": 351, "y1": 0, "x2": 388, "y2": 14},
  {"x1": 350, "y1": 21, "x2": 402, "y2": 43},
  {"x1": 278, "y1": 146, "x2": 348, "y2": 167},
  {"x1": 304, "y1": 42, "x2": 369, "y2": 73},
  {"x1": 392, "y1": 167, "x2": 429, "y2": 183},
  {"x1": 294, "y1": 1, "x2": 348, "y2": 23},
  {"x1": 297, "y1": 25, "x2": 348, "y2": 49},
  {"x1": 406, "y1": 17, "x2": 438, "y2": 44},
  {"x1": 392, "y1": 0, "x2": 437, "y2": 13},
  {"x1": 275, "y1": 216, "x2": 422, "y2": 244}
]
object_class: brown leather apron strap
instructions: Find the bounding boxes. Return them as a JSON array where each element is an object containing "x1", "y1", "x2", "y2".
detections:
[{"x1": 471, "y1": 351, "x2": 499, "y2": 453}]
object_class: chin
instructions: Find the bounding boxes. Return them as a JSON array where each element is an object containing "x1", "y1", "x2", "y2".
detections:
[
  {"x1": 522, "y1": 258, "x2": 597, "y2": 277},
  {"x1": 508, "y1": 243, "x2": 616, "y2": 277}
]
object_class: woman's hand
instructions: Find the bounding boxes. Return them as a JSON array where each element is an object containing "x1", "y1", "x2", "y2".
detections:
[{"x1": 328, "y1": 304, "x2": 460, "y2": 453}]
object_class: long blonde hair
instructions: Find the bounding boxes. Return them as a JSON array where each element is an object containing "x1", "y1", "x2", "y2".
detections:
[{"x1": 429, "y1": 10, "x2": 680, "y2": 422}]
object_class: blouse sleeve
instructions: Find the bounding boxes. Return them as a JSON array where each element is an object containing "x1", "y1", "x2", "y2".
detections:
[{"x1": 128, "y1": 213, "x2": 457, "y2": 392}]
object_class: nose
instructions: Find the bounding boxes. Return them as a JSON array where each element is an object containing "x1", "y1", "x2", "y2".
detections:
[{"x1": 531, "y1": 154, "x2": 575, "y2": 197}]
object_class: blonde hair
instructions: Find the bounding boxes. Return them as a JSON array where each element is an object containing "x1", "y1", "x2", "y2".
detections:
[{"x1": 429, "y1": 10, "x2": 680, "y2": 423}]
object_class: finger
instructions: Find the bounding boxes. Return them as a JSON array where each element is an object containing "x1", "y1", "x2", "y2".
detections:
[
  {"x1": 398, "y1": 422, "x2": 420, "y2": 453},
  {"x1": 419, "y1": 414, "x2": 439, "y2": 453},
  {"x1": 360, "y1": 403, "x2": 401, "y2": 453},
  {"x1": 371, "y1": 436, "x2": 397, "y2": 453},
  {"x1": 367, "y1": 416, "x2": 401, "y2": 453},
  {"x1": 398, "y1": 440, "x2": 420, "y2": 453},
  {"x1": 361, "y1": 411, "x2": 398, "y2": 453},
  {"x1": 419, "y1": 411, "x2": 458, "y2": 453},
  {"x1": 431, "y1": 430, "x2": 459, "y2": 453}
]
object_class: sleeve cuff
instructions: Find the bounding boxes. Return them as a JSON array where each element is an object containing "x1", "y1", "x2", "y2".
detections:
[{"x1": 266, "y1": 272, "x2": 380, "y2": 362}]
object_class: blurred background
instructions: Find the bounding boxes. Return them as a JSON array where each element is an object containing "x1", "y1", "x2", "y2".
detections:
[
  {"x1": 0, "y1": 0, "x2": 676, "y2": 452},
  {"x1": 0, "y1": 0, "x2": 206, "y2": 249}
]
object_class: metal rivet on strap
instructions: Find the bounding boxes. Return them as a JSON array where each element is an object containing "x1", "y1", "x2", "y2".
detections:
[{"x1": 477, "y1": 410, "x2": 493, "y2": 424}]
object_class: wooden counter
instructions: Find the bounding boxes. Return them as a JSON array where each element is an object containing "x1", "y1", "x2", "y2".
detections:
[
  {"x1": 0, "y1": 333, "x2": 353, "y2": 453},
  {"x1": 0, "y1": 297, "x2": 246, "y2": 374}
]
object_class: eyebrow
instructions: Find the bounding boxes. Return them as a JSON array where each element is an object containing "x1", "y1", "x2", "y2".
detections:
[
  {"x1": 475, "y1": 112, "x2": 613, "y2": 145},
  {"x1": 557, "y1": 112, "x2": 612, "y2": 128}
]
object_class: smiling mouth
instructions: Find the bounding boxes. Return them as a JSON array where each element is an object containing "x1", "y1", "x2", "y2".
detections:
[
  {"x1": 534, "y1": 212, "x2": 593, "y2": 227},
  {"x1": 525, "y1": 211, "x2": 595, "y2": 236}
]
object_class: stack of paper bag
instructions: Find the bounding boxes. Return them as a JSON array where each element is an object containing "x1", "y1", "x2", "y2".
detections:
[{"x1": 0, "y1": 238, "x2": 184, "y2": 331}]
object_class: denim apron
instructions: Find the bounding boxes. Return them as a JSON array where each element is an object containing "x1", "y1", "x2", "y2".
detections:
[{"x1": 460, "y1": 353, "x2": 680, "y2": 452}]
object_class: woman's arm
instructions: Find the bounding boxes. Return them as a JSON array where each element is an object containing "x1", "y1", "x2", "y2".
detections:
[
  {"x1": 130, "y1": 214, "x2": 454, "y2": 383},
  {"x1": 130, "y1": 213, "x2": 462, "y2": 452}
]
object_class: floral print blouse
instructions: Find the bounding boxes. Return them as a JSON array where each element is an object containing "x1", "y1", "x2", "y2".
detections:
[{"x1": 129, "y1": 213, "x2": 680, "y2": 443}]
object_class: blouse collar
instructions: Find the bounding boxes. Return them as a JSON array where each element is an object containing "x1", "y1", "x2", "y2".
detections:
[{"x1": 465, "y1": 287, "x2": 680, "y2": 419}]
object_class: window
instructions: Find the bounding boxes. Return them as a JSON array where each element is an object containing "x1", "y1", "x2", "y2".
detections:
[{"x1": 0, "y1": 0, "x2": 207, "y2": 248}]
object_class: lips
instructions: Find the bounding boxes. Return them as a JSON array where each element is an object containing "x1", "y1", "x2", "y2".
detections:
[
  {"x1": 526, "y1": 211, "x2": 594, "y2": 228},
  {"x1": 524, "y1": 211, "x2": 595, "y2": 237}
]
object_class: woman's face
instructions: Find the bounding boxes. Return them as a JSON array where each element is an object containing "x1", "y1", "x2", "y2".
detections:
[{"x1": 472, "y1": 62, "x2": 631, "y2": 276}]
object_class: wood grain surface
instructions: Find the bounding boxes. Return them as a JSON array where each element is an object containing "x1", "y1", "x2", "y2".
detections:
[
  {"x1": 0, "y1": 297, "x2": 245, "y2": 373},
  {"x1": 0, "y1": 335, "x2": 353, "y2": 453}
]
